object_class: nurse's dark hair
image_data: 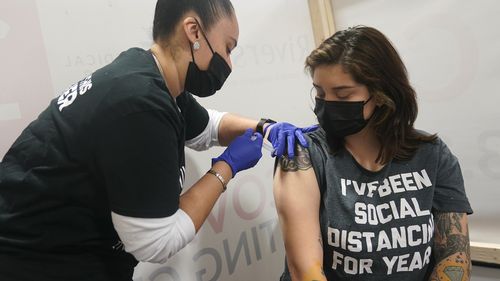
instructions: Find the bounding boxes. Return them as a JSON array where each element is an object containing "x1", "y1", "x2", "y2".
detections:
[
  {"x1": 153, "y1": 0, "x2": 234, "y2": 42},
  {"x1": 306, "y1": 26, "x2": 437, "y2": 164}
]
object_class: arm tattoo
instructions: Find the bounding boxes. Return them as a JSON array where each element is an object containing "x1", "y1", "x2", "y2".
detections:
[
  {"x1": 431, "y1": 212, "x2": 471, "y2": 281},
  {"x1": 434, "y1": 213, "x2": 470, "y2": 262},
  {"x1": 279, "y1": 146, "x2": 312, "y2": 172}
]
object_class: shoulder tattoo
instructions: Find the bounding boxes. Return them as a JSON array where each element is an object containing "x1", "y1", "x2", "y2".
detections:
[{"x1": 279, "y1": 145, "x2": 312, "y2": 172}]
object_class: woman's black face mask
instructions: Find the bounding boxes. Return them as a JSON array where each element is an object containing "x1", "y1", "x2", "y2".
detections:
[
  {"x1": 184, "y1": 20, "x2": 232, "y2": 98},
  {"x1": 314, "y1": 95, "x2": 373, "y2": 138}
]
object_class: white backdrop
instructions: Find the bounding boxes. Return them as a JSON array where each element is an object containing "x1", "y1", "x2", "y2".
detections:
[{"x1": 0, "y1": 0, "x2": 499, "y2": 280}]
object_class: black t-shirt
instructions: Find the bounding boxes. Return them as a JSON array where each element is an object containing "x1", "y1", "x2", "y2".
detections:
[
  {"x1": 0, "y1": 48, "x2": 209, "y2": 280},
  {"x1": 280, "y1": 129, "x2": 472, "y2": 281}
]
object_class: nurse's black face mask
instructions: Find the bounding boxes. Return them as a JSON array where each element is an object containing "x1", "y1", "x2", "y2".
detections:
[
  {"x1": 184, "y1": 19, "x2": 232, "y2": 98},
  {"x1": 314, "y1": 95, "x2": 374, "y2": 138}
]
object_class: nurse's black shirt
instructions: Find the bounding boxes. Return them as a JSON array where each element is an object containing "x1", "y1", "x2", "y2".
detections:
[{"x1": 0, "y1": 48, "x2": 209, "y2": 280}]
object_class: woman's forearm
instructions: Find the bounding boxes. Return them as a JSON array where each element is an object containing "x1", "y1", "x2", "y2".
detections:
[{"x1": 429, "y1": 212, "x2": 471, "y2": 281}]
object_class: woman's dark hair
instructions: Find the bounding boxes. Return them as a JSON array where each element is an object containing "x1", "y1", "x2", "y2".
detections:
[
  {"x1": 153, "y1": 0, "x2": 235, "y2": 42},
  {"x1": 306, "y1": 26, "x2": 437, "y2": 164}
]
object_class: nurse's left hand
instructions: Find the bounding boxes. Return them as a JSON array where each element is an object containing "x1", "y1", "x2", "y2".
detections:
[
  {"x1": 266, "y1": 123, "x2": 319, "y2": 158},
  {"x1": 212, "y1": 129, "x2": 263, "y2": 177}
]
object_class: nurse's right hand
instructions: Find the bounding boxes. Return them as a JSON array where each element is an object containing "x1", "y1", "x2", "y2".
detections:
[{"x1": 212, "y1": 129, "x2": 263, "y2": 177}]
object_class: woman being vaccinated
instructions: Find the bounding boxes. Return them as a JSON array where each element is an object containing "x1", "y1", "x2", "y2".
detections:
[{"x1": 274, "y1": 26, "x2": 472, "y2": 281}]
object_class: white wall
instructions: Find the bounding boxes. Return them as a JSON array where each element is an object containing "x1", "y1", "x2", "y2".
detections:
[{"x1": 1, "y1": 0, "x2": 499, "y2": 280}]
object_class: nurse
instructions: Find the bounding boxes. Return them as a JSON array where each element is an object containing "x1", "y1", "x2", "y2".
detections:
[{"x1": 0, "y1": 0, "x2": 315, "y2": 280}]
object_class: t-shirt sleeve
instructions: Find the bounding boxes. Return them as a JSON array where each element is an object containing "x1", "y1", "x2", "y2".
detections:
[
  {"x1": 432, "y1": 139, "x2": 473, "y2": 214},
  {"x1": 176, "y1": 92, "x2": 209, "y2": 141},
  {"x1": 306, "y1": 131, "x2": 328, "y2": 194},
  {"x1": 95, "y1": 110, "x2": 182, "y2": 218}
]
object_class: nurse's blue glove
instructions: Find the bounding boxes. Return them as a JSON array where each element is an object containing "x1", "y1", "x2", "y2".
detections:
[
  {"x1": 266, "y1": 123, "x2": 319, "y2": 158},
  {"x1": 212, "y1": 129, "x2": 263, "y2": 177}
]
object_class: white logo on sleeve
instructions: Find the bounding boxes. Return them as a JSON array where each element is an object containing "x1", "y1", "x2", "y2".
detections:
[
  {"x1": 57, "y1": 75, "x2": 93, "y2": 111},
  {"x1": 179, "y1": 166, "x2": 186, "y2": 189}
]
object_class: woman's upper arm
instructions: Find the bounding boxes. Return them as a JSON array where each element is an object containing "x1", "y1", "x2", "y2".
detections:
[{"x1": 273, "y1": 145, "x2": 326, "y2": 281}]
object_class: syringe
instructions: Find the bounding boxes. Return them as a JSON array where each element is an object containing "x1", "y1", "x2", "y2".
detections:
[
  {"x1": 262, "y1": 139, "x2": 275, "y2": 155},
  {"x1": 251, "y1": 134, "x2": 275, "y2": 155}
]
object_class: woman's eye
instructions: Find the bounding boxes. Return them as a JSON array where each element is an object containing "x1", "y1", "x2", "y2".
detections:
[
  {"x1": 314, "y1": 89, "x2": 325, "y2": 98},
  {"x1": 336, "y1": 91, "x2": 352, "y2": 99}
]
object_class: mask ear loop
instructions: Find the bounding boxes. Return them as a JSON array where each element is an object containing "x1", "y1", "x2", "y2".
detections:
[
  {"x1": 193, "y1": 18, "x2": 215, "y2": 55},
  {"x1": 309, "y1": 86, "x2": 317, "y2": 112},
  {"x1": 364, "y1": 95, "x2": 374, "y2": 105},
  {"x1": 364, "y1": 94, "x2": 379, "y2": 124}
]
